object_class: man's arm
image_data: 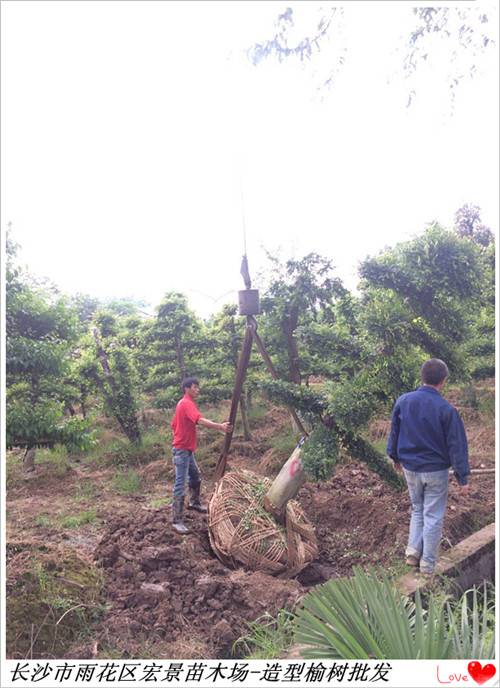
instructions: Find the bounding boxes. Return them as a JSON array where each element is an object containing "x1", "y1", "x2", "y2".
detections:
[
  {"x1": 198, "y1": 417, "x2": 232, "y2": 433},
  {"x1": 444, "y1": 407, "x2": 470, "y2": 491},
  {"x1": 386, "y1": 400, "x2": 401, "y2": 466}
]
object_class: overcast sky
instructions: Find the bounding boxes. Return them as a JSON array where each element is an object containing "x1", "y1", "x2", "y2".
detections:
[{"x1": 2, "y1": 1, "x2": 498, "y2": 317}]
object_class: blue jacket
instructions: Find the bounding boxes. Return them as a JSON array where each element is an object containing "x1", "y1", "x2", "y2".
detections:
[{"x1": 387, "y1": 386, "x2": 470, "y2": 485}]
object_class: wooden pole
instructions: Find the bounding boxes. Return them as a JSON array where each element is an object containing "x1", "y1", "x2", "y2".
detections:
[
  {"x1": 214, "y1": 320, "x2": 255, "y2": 481},
  {"x1": 250, "y1": 320, "x2": 308, "y2": 437}
]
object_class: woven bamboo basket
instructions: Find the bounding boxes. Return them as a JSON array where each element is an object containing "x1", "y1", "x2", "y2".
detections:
[{"x1": 208, "y1": 469, "x2": 318, "y2": 577}]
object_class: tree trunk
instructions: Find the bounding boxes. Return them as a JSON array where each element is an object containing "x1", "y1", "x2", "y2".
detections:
[
  {"x1": 264, "y1": 446, "x2": 306, "y2": 522},
  {"x1": 284, "y1": 306, "x2": 301, "y2": 385},
  {"x1": 93, "y1": 329, "x2": 113, "y2": 377},
  {"x1": 65, "y1": 402, "x2": 76, "y2": 417},
  {"x1": 175, "y1": 334, "x2": 186, "y2": 380},
  {"x1": 239, "y1": 394, "x2": 252, "y2": 441},
  {"x1": 23, "y1": 446, "x2": 36, "y2": 473},
  {"x1": 122, "y1": 415, "x2": 142, "y2": 444},
  {"x1": 92, "y1": 328, "x2": 141, "y2": 444}
]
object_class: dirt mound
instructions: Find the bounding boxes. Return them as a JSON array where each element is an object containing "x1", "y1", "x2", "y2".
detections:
[
  {"x1": 298, "y1": 460, "x2": 495, "y2": 579},
  {"x1": 93, "y1": 508, "x2": 303, "y2": 658}
]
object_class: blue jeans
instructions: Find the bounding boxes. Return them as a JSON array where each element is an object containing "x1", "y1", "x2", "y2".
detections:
[
  {"x1": 172, "y1": 448, "x2": 201, "y2": 498},
  {"x1": 403, "y1": 468, "x2": 449, "y2": 573}
]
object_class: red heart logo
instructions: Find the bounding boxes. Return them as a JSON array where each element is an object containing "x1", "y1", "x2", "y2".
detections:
[{"x1": 468, "y1": 662, "x2": 496, "y2": 686}]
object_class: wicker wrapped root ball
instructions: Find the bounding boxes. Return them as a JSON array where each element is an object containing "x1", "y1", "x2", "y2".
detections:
[{"x1": 208, "y1": 469, "x2": 318, "y2": 577}]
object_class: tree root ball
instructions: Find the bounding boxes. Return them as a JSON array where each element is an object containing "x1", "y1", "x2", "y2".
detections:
[{"x1": 208, "y1": 470, "x2": 318, "y2": 577}]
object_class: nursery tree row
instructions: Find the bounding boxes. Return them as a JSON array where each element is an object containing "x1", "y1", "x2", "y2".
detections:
[{"x1": 5, "y1": 206, "x2": 495, "y2": 475}]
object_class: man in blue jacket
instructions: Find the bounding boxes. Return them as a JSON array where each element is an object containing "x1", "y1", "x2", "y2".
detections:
[{"x1": 387, "y1": 358, "x2": 470, "y2": 575}]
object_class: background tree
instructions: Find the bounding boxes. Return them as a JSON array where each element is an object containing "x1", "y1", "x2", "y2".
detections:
[
  {"x1": 260, "y1": 222, "x2": 491, "y2": 513},
  {"x1": 259, "y1": 252, "x2": 346, "y2": 385},
  {"x1": 400, "y1": 7, "x2": 496, "y2": 108},
  {"x1": 359, "y1": 224, "x2": 484, "y2": 380},
  {"x1": 143, "y1": 292, "x2": 209, "y2": 409},
  {"x1": 297, "y1": 293, "x2": 366, "y2": 382},
  {"x1": 247, "y1": 5, "x2": 496, "y2": 108},
  {"x1": 453, "y1": 204, "x2": 495, "y2": 379},
  {"x1": 454, "y1": 203, "x2": 495, "y2": 248},
  {"x1": 6, "y1": 234, "x2": 93, "y2": 470},
  {"x1": 86, "y1": 310, "x2": 142, "y2": 444}
]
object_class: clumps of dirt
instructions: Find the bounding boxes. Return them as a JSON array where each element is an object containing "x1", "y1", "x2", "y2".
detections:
[
  {"x1": 297, "y1": 464, "x2": 409, "y2": 578},
  {"x1": 6, "y1": 542, "x2": 103, "y2": 659},
  {"x1": 297, "y1": 459, "x2": 495, "y2": 578},
  {"x1": 138, "y1": 459, "x2": 171, "y2": 483},
  {"x1": 93, "y1": 508, "x2": 303, "y2": 658}
]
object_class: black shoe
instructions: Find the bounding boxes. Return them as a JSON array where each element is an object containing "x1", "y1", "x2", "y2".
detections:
[
  {"x1": 188, "y1": 481, "x2": 208, "y2": 513},
  {"x1": 188, "y1": 503, "x2": 208, "y2": 513}
]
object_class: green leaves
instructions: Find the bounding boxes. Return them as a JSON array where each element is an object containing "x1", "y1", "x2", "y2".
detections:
[
  {"x1": 259, "y1": 252, "x2": 346, "y2": 384},
  {"x1": 5, "y1": 262, "x2": 86, "y2": 454},
  {"x1": 260, "y1": 379, "x2": 328, "y2": 417},
  {"x1": 294, "y1": 567, "x2": 421, "y2": 659},
  {"x1": 6, "y1": 397, "x2": 93, "y2": 451},
  {"x1": 447, "y1": 583, "x2": 496, "y2": 659},
  {"x1": 360, "y1": 225, "x2": 483, "y2": 346},
  {"x1": 294, "y1": 569, "x2": 495, "y2": 659},
  {"x1": 301, "y1": 425, "x2": 338, "y2": 482}
]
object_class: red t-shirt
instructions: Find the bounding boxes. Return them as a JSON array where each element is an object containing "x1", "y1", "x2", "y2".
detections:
[{"x1": 171, "y1": 394, "x2": 202, "y2": 451}]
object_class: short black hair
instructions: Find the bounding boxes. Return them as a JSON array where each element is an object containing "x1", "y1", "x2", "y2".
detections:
[
  {"x1": 421, "y1": 359, "x2": 449, "y2": 385},
  {"x1": 181, "y1": 376, "x2": 199, "y2": 391}
]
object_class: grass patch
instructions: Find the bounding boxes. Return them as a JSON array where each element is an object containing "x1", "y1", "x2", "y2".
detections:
[
  {"x1": 269, "y1": 428, "x2": 300, "y2": 459},
  {"x1": 96, "y1": 645, "x2": 126, "y2": 659},
  {"x1": 233, "y1": 610, "x2": 294, "y2": 659},
  {"x1": 112, "y1": 469, "x2": 142, "y2": 495},
  {"x1": 247, "y1": 401, "x2": 270, "y2": 424},
  {"x1": 74, "y1": 481, "x2": 98, "y2": 501},
  {"x1": 37, "y1": 444, "x2": 70, "y2": 476},
  {"x1": 83, "y1": 427, "x2": 165, "y2": 468},
  {"x1": 193, "y1": 437, "x2": 223, "y2": 469},
  {"x1": 371, "y1": 438, "x2": 387, "y2": 455},
  {"x1": 60, "y1": 509, "x2": 98, "y2": 529},
  {"x1": 6, "y1": 451, "x2": 24, "y2": 489},
  {"x1": 149, "y1": 496, "x2": 171, "y2": 508},
  {"x1": 477, "y1": 391, "x2": 495, "y2": 419},
  {"x1": 35, "y1": 514, "x2": 54, "y2": 529},
  {"x1": 455, "y1": 384, "x2": 479, "y2": 409},
  {"x1": 6, "y1": 544, "x2": 104, "y2": 659}
]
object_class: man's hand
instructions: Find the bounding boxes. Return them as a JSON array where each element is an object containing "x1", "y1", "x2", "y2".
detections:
[
  {"x1": 220, "y1": 421, "x2": 232, "y2": 433},
  {"x1": 389, "y1": 458, "x2": 402, "y2": 472},
  {"x1": 459, "y1": 484, "x2": 470, "y2": 495}
]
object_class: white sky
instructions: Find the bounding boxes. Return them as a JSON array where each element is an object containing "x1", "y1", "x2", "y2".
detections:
[{"x1": 1, "y1": 1, "x2": 499, "y2": 317}]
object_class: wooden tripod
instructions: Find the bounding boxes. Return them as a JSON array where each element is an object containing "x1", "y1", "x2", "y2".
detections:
[{"x1": 213, "y1": 312, "x2": 307, "y2": 482}]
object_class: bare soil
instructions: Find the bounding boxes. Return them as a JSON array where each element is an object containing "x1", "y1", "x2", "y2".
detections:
[{"x1": 5, "y1": 381, "x2": 496, "y2": 659}]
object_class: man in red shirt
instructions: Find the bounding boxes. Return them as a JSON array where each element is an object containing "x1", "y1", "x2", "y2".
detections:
[{"x1": 171, "y1": 377, "x2": 232, "y2": 534}]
